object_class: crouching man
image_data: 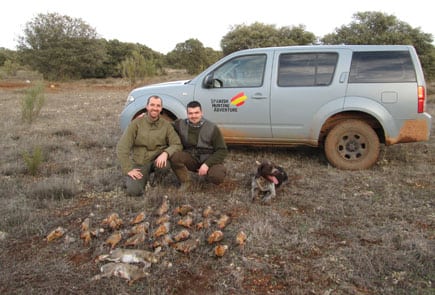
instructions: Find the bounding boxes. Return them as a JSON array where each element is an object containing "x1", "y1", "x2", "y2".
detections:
[
  {"x1": 116, "y1": 95, "x2": 182, "y2": 196},
  {"x1": 172, "y1": 101, "x2": 228, "y2": 190}
]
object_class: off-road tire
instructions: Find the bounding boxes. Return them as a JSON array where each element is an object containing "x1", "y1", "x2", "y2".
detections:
[{"x1": 324, "y1": 120, "x2": 380, "y2": 170}]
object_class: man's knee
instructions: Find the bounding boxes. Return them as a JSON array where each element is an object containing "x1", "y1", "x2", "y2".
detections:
[
  {"x1": 207, "y1": 164, "x2": 226, "y2": 184},
  {"x1": 172, "y1": 153, "x2": 198, "y2": 174},
  {"x1": 171, "y1": 151, "x2": 187, "y2": 163},
  {"x1": 125, "y1": 175, "x2": 146, "y2": 196}
]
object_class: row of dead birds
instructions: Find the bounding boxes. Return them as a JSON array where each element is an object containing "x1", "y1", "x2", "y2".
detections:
[{"x1": 46, "y1": 195, "x2": 248, "y2": 284}]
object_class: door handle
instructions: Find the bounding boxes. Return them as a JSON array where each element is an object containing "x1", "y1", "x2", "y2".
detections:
[
  {"x1": 339, "y1": 72, "x2": 348, "y2": 83},
  {"x1": 251, "y1": 93, "x2": 267, "y2": 99}
]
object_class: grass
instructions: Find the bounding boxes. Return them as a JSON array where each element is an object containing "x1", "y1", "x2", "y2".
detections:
[
  {"x1": 0, "y1": 77, "x2": 433, "y2": 294},
  {"x1": 22, "y1": 146, "x2": 44, "y2": 176},
  {"x1": 21, "y1": 81, "x2": 45, "y2": 123}
]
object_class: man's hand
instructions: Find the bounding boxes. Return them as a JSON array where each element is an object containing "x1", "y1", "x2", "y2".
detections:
[
  {"x1": 197, "y1": 163, "x2": 209, "y2": 176},
  {"x1": 128, "y1": 168, "x2": 143, "y2": 180},
  {"x1": 154, "y1": 152, "x2": 168, "y2": 168}
]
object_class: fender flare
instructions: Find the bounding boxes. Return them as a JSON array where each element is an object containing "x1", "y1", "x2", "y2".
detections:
[{"x1": 310, "y1": 96, "x2": 397, "y2": 142}]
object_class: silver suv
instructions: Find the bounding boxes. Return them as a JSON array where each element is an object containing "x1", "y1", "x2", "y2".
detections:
[{"x1": 120, "y1": 45, "x2": 432, "y2": 170}]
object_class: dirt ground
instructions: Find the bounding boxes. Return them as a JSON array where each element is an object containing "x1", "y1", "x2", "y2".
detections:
[{"x1": 0, "y1": 79, "x2": 433, "y2": 295}]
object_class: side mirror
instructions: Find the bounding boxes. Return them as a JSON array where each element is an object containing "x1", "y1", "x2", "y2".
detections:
[
  {"x1": 203, "y1": 73, "x2": 223, "y2": 89},
  {"x1": 203, "y1": 73, "x2": 214, "y2": 88}
]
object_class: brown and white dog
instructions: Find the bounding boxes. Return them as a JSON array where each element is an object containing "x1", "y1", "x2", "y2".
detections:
[{"x1": 251, "y1": 160, "x2": 288, "y2": 204}]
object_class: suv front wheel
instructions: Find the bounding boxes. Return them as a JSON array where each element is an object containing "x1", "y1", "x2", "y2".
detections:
[{"x1": 324, "y1": 120, "x2": 380, "y2": 170}]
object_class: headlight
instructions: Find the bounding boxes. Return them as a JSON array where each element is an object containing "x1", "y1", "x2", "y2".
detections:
[{"x1": 125, "y1": 95, "x2": 135, "y2": 106}]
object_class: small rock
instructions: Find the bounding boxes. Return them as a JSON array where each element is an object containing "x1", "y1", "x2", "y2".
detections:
[{"x1": 0, "y1": 231, "x2": 8, "y2": 241}]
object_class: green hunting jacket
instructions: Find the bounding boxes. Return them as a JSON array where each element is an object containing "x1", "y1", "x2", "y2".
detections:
[{"x1": 116, "y1": 114, "x2": 182, "y2": 174}]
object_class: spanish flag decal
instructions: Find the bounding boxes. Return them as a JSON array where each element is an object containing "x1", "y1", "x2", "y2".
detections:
[{"x1": 230, "y1": 92, "x2": 247, "y2": 107}]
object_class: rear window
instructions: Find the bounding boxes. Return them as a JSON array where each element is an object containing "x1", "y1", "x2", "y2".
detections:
[
  {"x1": 349, "y1": 51, "x2": 416, "y2": 83},
  {"x1": 278, "y1": 53, "x2": 338, "y2": 87}
]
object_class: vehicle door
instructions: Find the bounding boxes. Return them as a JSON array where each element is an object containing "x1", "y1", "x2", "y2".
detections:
[
  {"x1": 194, "y1": 52, "x2": 273, "y2": 143},
  {"x1": 270, "y1": 49, "x2": 351, "y2": 143}
]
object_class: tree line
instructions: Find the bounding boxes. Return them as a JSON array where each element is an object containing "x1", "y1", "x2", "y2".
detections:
[{"x1": 0, "y1": 11, "x2": 434, "y2": 81}]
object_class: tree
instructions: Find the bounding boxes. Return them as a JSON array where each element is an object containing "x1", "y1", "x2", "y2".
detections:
[
  {"x1": 322, "y1": 11, "x2": 435, "y2": 79},
  {"x1": 220, "y1": 22, "x2": 316, "y2": 56},
  {"x1": 97, "y1": 40, "x2": 165, "y2": 78},
  {"x1": 203, "y1": 47, "x2": 223, "y2": 69},
  {"x1": 0, "y1": 48, "x2": 16, "y2": 66},
  {"x1": 166, "y1": 39, "x2": 218, "y2": 75},
  {"x1": 17, "y1": 13, "x2": 106, "y2": 80},
  {"x1": 98, "y1": 39, "x2": 137, "y2": 78},
  {"x1": 0, "y1": 48, "x2": 20, "y2": 76}
]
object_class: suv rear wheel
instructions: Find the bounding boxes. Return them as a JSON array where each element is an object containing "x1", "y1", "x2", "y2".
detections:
[{"x1": 324, "y1": 120, "x2": 380, "y2": 170}]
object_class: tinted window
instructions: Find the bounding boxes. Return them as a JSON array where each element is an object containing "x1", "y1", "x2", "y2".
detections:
[
  {"x1": 278, "y1": 53, "x2": 338, "y2": 87},
  {"x1": 349, "y1": 51, "x2": 416, "y2": 83},
  {"x1": 213, "y1": 54, "x2": 266, "y2": 88}
]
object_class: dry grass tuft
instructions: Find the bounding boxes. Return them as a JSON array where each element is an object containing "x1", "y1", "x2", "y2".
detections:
[{"x1": 28, "y1": 176, "x2": 80, "y2": 200}]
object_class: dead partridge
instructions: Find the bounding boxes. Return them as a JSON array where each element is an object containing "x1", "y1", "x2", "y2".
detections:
[
  {"x1": 217, "y1": 214, "x2": 231, "y2": 229},
  {"x1": 214, "y1": 244, "x2": 228, "y2": 257},
  {"x1": 105, "y1": 231, "x2": 122, "y2": 249},
  {"x1": 177, "y1": 212, "x2": 194, "y2": 228},
  {"x1": 129, "y1": 211, "x2": 146, "y2": 225},
  {"x1": 153, "y1": 222, "x2": 170, "y2": 238},
  {"x1": 196, "y1": 218, "x2": 211, "y2": 230},
  {"x1": 235, "y1": 231, "x2": 247, "y2": 246},
  {"x1": 129, "y1": 222, "x2": 149, "y2": 236},
  {"x1": 207, "y1": 230, "x2": 224, "y2": 244},
  {"x1": 171, "y1": 238, "x2": 200, "y2": 254},
  {"x1": 155, "y1": 214, "x2": 170, "y2": 225},
  {"x1": 152, "y1": 234, "x2": 174, "y2": 248},
  {"x1": 156, "y1": 195, "x2": 169, "y2": 216},
  {"x1": 80, "y1": 230, "x2": 92, "y2": 246},
  {"x1": 46, "y1": 226, "x2": 66, "y2": 242},
  {"x1": 173, "y1": 204, "x2": 194, "y2": 216},
  {"x1": 173, "y1": 229, "x2": 190, "y2": 242},
  {"x1": 124, "y1": 232, "x2": 146, "y2": 247},
  {"x1": 202, "y1": 206, "x2": 214, "y2": 218},
  {"x1": 101, "y1": 213, "x2": 123, "y2": 230},
  {"x1": 81, "y1": 217, "x2": 90, "y2": 232}
]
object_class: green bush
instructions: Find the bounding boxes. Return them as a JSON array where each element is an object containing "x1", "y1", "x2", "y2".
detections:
[
  {"x1": 22, "y1": 146, "x2": 44, "y2": 176},
  {"x1": 120, "y1": 50, "x2": 157, "y2": 85},
  {"x1": 3, "y1": 60, "x2": 20, "y2": 76},
  {"x1": 21, "y1": 82, "x2": 45, "y2": 123}
]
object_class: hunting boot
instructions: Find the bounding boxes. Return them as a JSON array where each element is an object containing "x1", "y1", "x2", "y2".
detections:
[
  {"x1": 151, "y1": 165, "x2": 170, "y2": 187},
  {"x1": 172, "y1": 165, "x2": 191, "y2": 191}
]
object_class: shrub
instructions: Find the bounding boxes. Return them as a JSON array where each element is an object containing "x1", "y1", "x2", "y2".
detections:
[
  {"x1": 2, "y1": 60, "x2": 20, "y2": 76},
  {"x1": 120, "y1": 50, "x2": 157, "y2": 85},
  {"x1": 22, "y1": 146, "x2": 44, "y2": 176},
  {"x1": 21, "y1": 82, "x2": 45, "y2": 123}
]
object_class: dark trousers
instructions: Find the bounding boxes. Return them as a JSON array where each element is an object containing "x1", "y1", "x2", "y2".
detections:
[{"x1": 171, "y1": 151, "x2": 226, "y2": 185}]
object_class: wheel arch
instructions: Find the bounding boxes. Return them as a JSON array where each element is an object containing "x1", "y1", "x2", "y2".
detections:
[
  {"x1": 318, "y1": 111, "x2": 385, "y2": 147},
  {"x1": 315, "y1": 96, "x2": 399, "y2": 146}
]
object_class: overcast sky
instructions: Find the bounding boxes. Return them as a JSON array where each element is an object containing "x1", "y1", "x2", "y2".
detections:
[{"x1": 1, "y1": 0, "x2": 433, "y2": 54}]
